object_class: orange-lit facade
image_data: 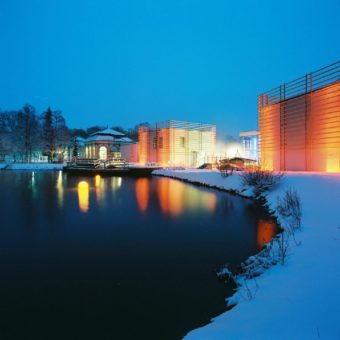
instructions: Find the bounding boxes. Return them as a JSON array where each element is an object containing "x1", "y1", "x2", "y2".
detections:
[
  {"x1": 138, "y1": 120, "x2": 216, "y2": 167},
  {"x1": 259, "y1": 61, "x2": 340, "y2": 172}
]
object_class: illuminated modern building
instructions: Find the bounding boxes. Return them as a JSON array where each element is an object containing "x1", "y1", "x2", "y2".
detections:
[
  {"x1": 138, "y1": 120, "x2": 216, "y2": 167},
  {"x1": 239, "y1": 130, "x2": 259, "y2": 161},
  {"x1": 259, "y1": 61, "x2": 340, "y2": 172},
  {"x1": 84, "y1": 128, "x2": 133, "y2": 160}
]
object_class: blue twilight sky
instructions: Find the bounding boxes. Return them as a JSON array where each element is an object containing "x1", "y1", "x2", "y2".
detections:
[{"x1": 0, "y1": 0, "x2": 339, "y2": 138}]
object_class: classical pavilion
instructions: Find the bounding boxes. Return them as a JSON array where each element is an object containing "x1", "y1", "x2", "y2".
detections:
[{"x1": 84, "y1": 128, "x2": 133, "y2": 160}]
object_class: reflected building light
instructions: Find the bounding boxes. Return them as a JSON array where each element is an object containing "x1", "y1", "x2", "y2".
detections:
[
  {"x1": 205, "y1": 193, "x2": 217, "y2": 213},
  {"x1": 56, "y1": 170, "x2": 64, "y2": 208},
  {"x1": 78, "y1": 181, "x2": 89, "y2": 213},
  {"x1": 111, "y1": 177, "x2": 122, "y2": 190},
  {"x1": 257, "y1": 219, "x2": 276, "y2": 249},
  {"x1": 31, "y1": 171, "x2": 37, "y2": 198},
  {"x1": 95, "y1": 174, "x2": 104, "y2": 203},
  {"x1": 185, "y1": 186, "x2": 217, "y2": 213},
  {"x1": 157, "y1": 179, "x2": 184, "y2": 217},
  {"x1": 95, "y1": 174, "x2": 101, "y2": 187},
  {"x1": 135, "y1": 178, "x2": 150, "y2": 213}
]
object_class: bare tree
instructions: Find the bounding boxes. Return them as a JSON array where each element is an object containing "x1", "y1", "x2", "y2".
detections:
[{"x1": 53, "y1": 110, "x2": 69, "y2": 162}]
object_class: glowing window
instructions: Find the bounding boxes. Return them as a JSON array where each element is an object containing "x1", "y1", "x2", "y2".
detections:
[{"x1": 99, "y1": 146, "x2": 107, "y2": 160}]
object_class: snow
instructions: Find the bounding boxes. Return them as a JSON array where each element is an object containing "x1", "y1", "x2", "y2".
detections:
[
  {"x1": 153, "y1": 169, "x2": 340, "y2": 339},
  {"x1": 3, "y1": 163, "x2": 64, "y2": 171}
]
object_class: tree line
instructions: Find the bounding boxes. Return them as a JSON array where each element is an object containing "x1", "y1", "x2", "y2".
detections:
[
  {"x1": 0, "y1": 104, "x2": 142, "y2": 163},
  {"x1": 0, "y1": 105, "x2": 69, "y2": 162}
]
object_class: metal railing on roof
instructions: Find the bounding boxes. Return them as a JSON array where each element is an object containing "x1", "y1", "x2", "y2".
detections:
[{"x1": 258, "y1": 61, "x2": 340, "y2": 107}]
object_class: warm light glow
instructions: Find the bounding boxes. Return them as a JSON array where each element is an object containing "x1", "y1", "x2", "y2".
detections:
[
  {"x1": 259, "y1": 82, "x2": 340, "y2": 172},
  {"x1": 326, "y1": 157, "x2": 340, "y2": 173},
  {"x1": 94, "y1": 174, "x2": 103, "y2": 202},
  {"x1": 135, "y1": 178, "x2": 150, "y2": 213},
  {"x1": 95, "y1": 174, "x2": 101, "y2": 187},
  {"x1": 99, "y1": 146, "x2": 107, "y2": 160},
  {"x1": 78, "y1": 181, "x2": 89, "y2": 213},
  {"x1": 257, "y1": 219, "x2": 276, "y2": 249},
  {"x1": 138, "y1": 123, "x2": 216, "y2": 167},
  {"x1": 185, "y1": 186, "x2": 217, "y2": 213},
  {"x1": 157, "y1": 178, "x2": 184, "y2": 217},
  {"x1": 156, "y1": 178, "x2": 217, "y2": 216}
]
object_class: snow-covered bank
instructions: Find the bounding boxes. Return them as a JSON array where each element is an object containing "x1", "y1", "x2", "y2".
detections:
[
  {"x1": 1, "y1": 163, "x2": 64, "y2": 171},
  {"x1": 153, "y1": 169, "x2": 340, "y2": 339}
]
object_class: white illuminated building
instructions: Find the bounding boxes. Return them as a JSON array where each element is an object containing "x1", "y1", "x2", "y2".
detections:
[{"x1": 239, "y1": 130, "x2": 259, "y2": 161}]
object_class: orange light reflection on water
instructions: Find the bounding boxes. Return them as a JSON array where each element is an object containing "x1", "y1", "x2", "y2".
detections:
[
  {"x1": 135, "y1": 178, "x2": 150, "y2": 213},
  {"x1": 157, "y1": 178, "x2": 184, "y2": 217},
  {"x1": 78, "y1": 181, "x2": 89, "y2": 213},
  {"x1": 257, "y1": 219, "x2": 277, "y2": 248},
  {"x1": 156, "y1": 178, "x2": 217, "y2": 217}
]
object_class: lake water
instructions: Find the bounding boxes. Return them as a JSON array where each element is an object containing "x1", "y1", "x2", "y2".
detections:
[{"x1": 0, "y1": 171, "x2": 278, "y2": 339}]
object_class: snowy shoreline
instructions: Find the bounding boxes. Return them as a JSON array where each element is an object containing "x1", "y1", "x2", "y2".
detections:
[
  {"x1": 0, "y1": 163, "x2": 64, "y2": 171},
  {"x1": 153, "y1": 169, "x2": 340, "y2": 339}
]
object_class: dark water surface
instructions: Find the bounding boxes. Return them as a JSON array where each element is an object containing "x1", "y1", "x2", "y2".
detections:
[{"x1": 0, "y1": 171, "x2": 278, "y2": 339}]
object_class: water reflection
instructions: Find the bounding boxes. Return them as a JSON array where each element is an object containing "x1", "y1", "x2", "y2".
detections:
[
  {"x1": 31, "y1": 171, "x2": 37, "y2": 198},
  {"x1": 135, "y1": 178, "x2": 150, "y2": 213},
  {"x1": 78, "y1": 181, "x2": 89, "y2": 213},
  {"x1": 0, "y1": 173, "x2": 280, "y2": 340},
  {"x1": 95, "y1": 175, "x2": 103, "y2": 203},
  {"x1": 56, "y1": 171, "x2": 64, "y2": 208},
  {"x1": 95, "y1": 175, "x2": 101, "y2": 187},
  {"x1": 111, "y1": 177, "x2": 122, "y2": 190},
  {"x1": 156, "y1": 178, "x2": 217, "y2": 217},
  {"x1": 185, "y1": 186, "x2": 217, "y2": 214},
  {"x1": 257, "y1": 219, "x2": 277, "y2": 248},
  {"x1": 157, "y1": 178, "x2": 184, "y2": 217}
]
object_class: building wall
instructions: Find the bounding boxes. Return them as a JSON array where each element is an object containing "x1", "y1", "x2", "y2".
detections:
[
  {"x1": 121, "y1": 143, "x2": 138, "y2": 163},
  {"x1": 259, "y1": 102, "x2": 281, "y2": 170},
  {"x1": 85, "y1": 142, "x2": 120, "y2": 160},
  {"x1": 138, "y1": 127, "x2": 157, "y2": 164},
  {"x1": 240, "y1": 131, "x2": 259, "y2": 161},
  {"x1": 138, "y1": 121, "x2": 216, "y2": 167},
  {"x1": 259, "y1": 81, "x2": 340, "y2": 172},
  {"x1": 310, "y1": 82, "x2": 340, "y2": 172}
]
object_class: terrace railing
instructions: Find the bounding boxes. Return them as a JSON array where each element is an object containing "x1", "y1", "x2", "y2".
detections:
[{"x1": 258, "y1": 60, "x2": 340, "y2": 107}]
